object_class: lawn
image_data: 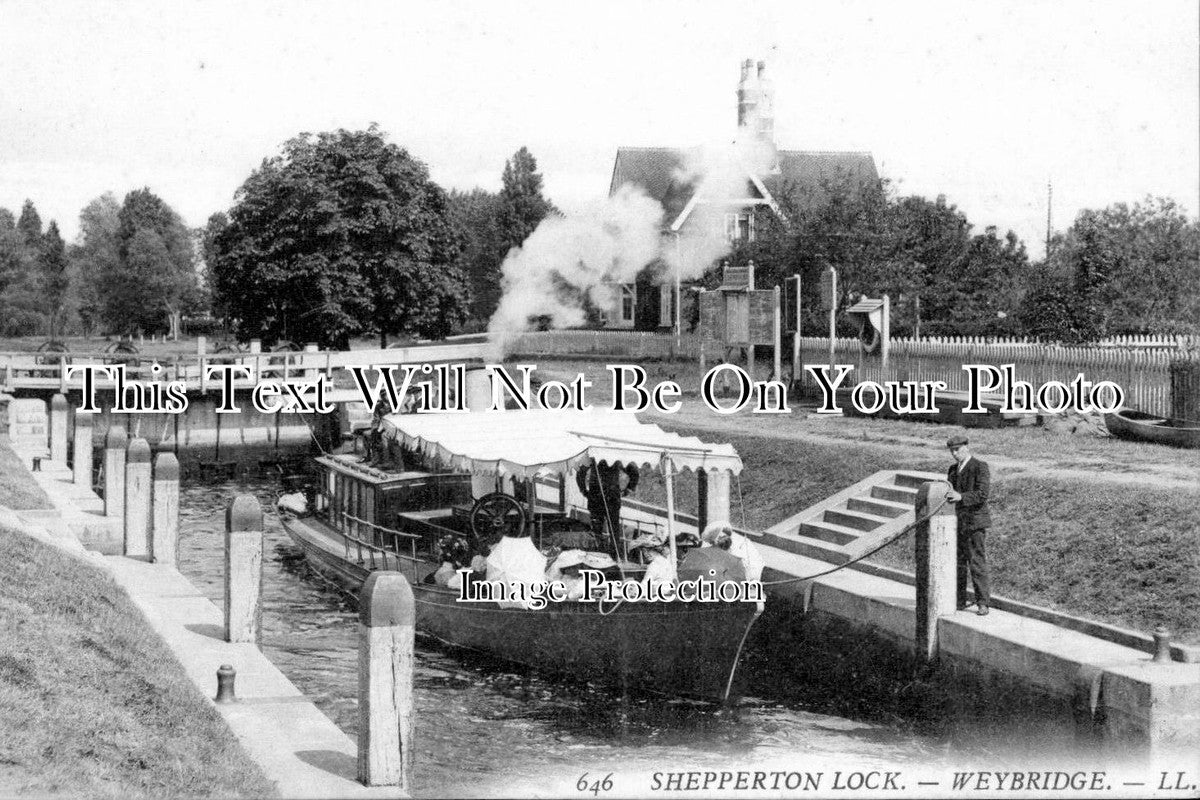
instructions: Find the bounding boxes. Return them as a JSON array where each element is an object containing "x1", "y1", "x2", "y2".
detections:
[
  {"x1": 0, "y1": 435, "x2": 52, "y2": 510},
  {"x1": 0, "y1": 526, "x2": 277, "y2": 798},
  {"x1": 634, "y1": 425, "x2": 1200, "y2": 644}
]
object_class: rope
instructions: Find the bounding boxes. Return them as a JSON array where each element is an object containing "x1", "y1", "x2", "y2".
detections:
[
  {"x1": 721, "y1": 607, "x2": 762, "y2": 703},
  {"x1": 735, "y1": 473, "x2": 747, "y2": 530},
  {"x1": 759, "y1": 496, "x2": 951, "y2": 586}
]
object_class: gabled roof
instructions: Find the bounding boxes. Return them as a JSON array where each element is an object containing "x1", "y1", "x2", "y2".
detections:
[{"x1": 609, "y1": 146, "x2": 880, "y2": 228}]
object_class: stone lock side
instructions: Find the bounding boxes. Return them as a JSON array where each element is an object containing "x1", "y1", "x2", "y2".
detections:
[
  {"x1": 104, "y1": 426, "x2": 127, "y2": 518},
  {"x1": 124, "y1": 437, "x2": 153, "y2": 558}
]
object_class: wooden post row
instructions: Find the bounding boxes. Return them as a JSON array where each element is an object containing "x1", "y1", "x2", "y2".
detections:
[
  {"x1": 124, "y1": 437, "x2": 152, "y2": 557},
  {"x1": 357, "y1": 571, "x2": 415, "y2": 790},
  {"x1": 225, "y1": 494, "x2": 263, "y2": 644},
  {"x1": 915, "y1": 481, "x2": 957, "y2": 664}
]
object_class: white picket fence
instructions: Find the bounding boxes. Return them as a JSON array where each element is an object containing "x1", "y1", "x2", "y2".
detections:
[
  {"x1": 796, "y1": 337, "x2": 1184, "y2": 416},
  {"x1": 506, "y1": 330, "x2": 1197, "y2": 416}
]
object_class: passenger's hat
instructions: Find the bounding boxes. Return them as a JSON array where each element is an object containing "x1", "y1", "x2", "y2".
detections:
[{"x1": 946, "y1": 434, "x2": 969, "y2": 448}]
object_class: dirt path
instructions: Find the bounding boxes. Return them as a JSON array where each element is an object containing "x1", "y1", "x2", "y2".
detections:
[
  {"x1": 643, "y1": 404, "x2": 1200, "y2": 490},
  {"x1": 534, "y1": 363, "x2": 1200, "y2": 491}
]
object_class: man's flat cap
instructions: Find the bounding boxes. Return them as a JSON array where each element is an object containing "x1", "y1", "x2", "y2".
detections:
[{"x1": 946, "y1": 434, "x2": 969, "y2": 448}]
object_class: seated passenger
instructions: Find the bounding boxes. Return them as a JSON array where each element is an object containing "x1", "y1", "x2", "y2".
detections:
[
  {"x1": 679, "y1": 526, "x2": 746, "y2": 586},
  {"x1": 488, "y1": 535, "x2": 551, "y2": 609},
  {"x1": 634, "y1": 538, "x2": 677, "y2": 594},
  {"x1": 701, "y1": 521, "x2": 764, "y2": 582},
  {"x1": 433, "y1": 534, "x2": 470, "y2": 590}
]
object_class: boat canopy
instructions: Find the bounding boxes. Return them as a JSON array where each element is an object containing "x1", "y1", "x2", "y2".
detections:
[{"x1": 381, "y1": 409, "x2": 743, "y2": 479}]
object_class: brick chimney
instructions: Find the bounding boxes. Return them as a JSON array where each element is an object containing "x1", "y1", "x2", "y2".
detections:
[
  {"x1": 737, "y1": 58, "x2": 760, "y2": 131},
  {"x1": 736, "y1": 59, "x2": 778, "y2": 173}
]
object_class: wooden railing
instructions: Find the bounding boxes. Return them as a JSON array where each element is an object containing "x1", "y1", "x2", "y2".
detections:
[{"x1": 0, "y1": 340, "x2": 493, "y2": 394}]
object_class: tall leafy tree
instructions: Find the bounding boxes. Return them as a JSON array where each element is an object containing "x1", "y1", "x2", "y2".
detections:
[
  {"x1": 1, "y1": 201, "x2": 49, "y2": 335},
  {"x1": 448, "y1": 187, "x2": 502, "y2": 323},
  {"x1": 496, "y1": 147, "x2": 555, "y2": 253},
  {"x1": 103, "y1": 188, "x2": 196, "y2": 336},
  {"x1": 17, "y1": 200, "x2": 42, "y2": 245},
  {"x1": 40, "y1": 221, "x2": 70, "y2": 339},
  {"x1": 210, "y1": 126, "x2": 468, "y2": 348},
  {"x1": 1022, "y1": 197, "x2": 1200, "y2": 341},
  {"x1": 71, "y1": 193, "x2": 122, "y2": 335}
]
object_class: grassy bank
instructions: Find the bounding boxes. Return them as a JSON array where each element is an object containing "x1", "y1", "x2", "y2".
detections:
[
  {"x1": 0, "y1": 435, "x2": 52, "y2": 510},
  {"x1": 0, "y1": 526, "x2": 277, "y2": 798},
  {"x1": 636, "y1": 426, "x2": 1200, "y2": 643}
]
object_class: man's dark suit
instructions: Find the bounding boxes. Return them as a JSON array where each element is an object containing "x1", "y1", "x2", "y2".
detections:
[{"x1": 948, "y1": 457, "x2": 992, "y2": 608}]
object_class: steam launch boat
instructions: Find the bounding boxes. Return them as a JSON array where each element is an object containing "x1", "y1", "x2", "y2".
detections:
[{"x1": 278, "y1": 400, "x2": 761, "y2": 702}]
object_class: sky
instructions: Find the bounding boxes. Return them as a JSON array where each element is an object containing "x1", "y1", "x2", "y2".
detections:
[{"x1": 1, "y1": 0, "x2": 1197, "y2": 258}]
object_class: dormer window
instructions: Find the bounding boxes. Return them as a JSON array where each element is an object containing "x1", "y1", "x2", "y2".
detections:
[{"x1": 724, "y1": 211, "x2": 755, "y2": 242}]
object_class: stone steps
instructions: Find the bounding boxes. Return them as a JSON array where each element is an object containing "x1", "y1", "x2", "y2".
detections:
[{"x1": 765, "y1": 468, "x2": 946, "y2": 563}]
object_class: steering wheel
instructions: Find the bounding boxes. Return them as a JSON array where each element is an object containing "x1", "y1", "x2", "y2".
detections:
[{"x1": 469, "y1": 492, "x2": 527, "y2": 545}]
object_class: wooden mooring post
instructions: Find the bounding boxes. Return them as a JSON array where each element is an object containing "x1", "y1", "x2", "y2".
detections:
[
  {"x1": 104, "y1": 426, "x2": 127, "y2": 518},
  {"x1": 124, "y1": 438, "x2": 153, "y2": 558},
  {"x1": 72, "y1": 410, "x2": 93, "y2": 489},
  {"x1": 915, "y1": 481, "x2": 957, "y2": 663},
  {"x1": 225, "y1": 494, "x2": 263, "y2": 644},
  {"x1": 357, "y1": 571, "x2": 415, "y2": 790},
  {"x1": 152, "y1": 452, "x2": 180, "y2": 564}
]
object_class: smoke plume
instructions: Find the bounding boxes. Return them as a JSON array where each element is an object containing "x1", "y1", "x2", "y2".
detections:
[
  {"x1": 487, "y1": 185, "x2": 667, "y2": 336},
  {"x1": 487, "y1": 132, "x2": 773, "y2": 338}
]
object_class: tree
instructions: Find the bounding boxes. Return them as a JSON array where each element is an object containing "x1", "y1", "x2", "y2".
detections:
[
  {"x1": 17, "y1": 200, "x2": 42, "y2": 245},
  {"x1": 104, "y1": 188, "x2": 197, "y2": 337},
  {"x1": 448, "y1": 187, "x2": 501, "y2": 323},
  {"x1": 921, "y1": 225, "x2": 1030, "y2": 336},
  {"x1": 0, "y1": 201, "x2": 49, "y2": 335},
  {"x1": 40, "y1": 221, "x2": 70, "y2": 339},
  {"x1": 210, "y1": 126, "x2": 469, "y2": 348},
  {"x1": 71, "y1": 194, "x2": 122, "y2": 335},
  {"x1": 496, "y1": 147, "x2": 555, "y2": 254},
  {"x1": 1023, "y1": 197, "x2": 1200, "y2": 340}
]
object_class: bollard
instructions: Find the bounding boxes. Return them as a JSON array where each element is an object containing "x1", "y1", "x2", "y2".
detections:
[
  {"x1": 215, "y1": 664, "x2": 237, "y2": 703},
  {"x1": 49, "y1": 393, "x2": 70, "y2": 464},
  {"x1": 357, "y1": 571, "x2": 415, "y2": 789},
  {"x1": 915, "y1": 481, "x2": 957, "y2": 663},
  {"x1": 225, "y1": 494, "x2": 263, "y2": 644},
  {"x1": 152, "y1": 452, "x2": 180, "y2": 565},
  {"x1": 1152, "y1": 625, "x2": 1173, "y2": 664},
  {"x1": 104, "y1": 426, "x2": 127, "y2": 518},
  {"x1": 72, "y1": 410, "x2": 94, "y2": 489},
  {"x1": 124, "y1": 438, "x2": 153, "y2": 557}
]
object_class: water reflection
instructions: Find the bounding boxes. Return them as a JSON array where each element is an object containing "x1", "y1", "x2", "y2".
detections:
[{"x1": 177, "y1": 476, "x2": 946, "y2": 797}]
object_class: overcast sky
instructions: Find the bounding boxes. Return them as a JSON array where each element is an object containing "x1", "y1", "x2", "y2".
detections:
[{"x1": 2, "y1": 0, "x2": 1196, "y2": 257}]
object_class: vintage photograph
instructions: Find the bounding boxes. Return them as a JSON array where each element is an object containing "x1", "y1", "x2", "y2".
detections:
[{"x1": 1, "y1": 1, "x2": 1197, "y2": 798}]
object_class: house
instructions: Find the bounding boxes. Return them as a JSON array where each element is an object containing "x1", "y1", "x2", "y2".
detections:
[{"x1": 602, "y1": 59, "x2": 880, "y2": 330}]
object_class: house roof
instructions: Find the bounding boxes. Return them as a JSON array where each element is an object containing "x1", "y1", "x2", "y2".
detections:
[{"x1": 609, "y1": 146, "x2": 880, "y2": 228}]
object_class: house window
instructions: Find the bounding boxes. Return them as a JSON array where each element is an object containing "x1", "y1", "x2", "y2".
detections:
[
  {"x1": 620, "y1": 284, "x2": 635, "y2": 324},
  {"x1": 659, "y1": 284, "x2": 673, "y2": 328},
  {"x1": 724, "y1": 211, "x2": 755, "y2": 243}
]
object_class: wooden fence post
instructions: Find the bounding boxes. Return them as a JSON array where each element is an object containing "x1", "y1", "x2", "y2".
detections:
[
  {"x1": 124, "y1": 438, "x2": 152, "y2": 557},
  {"x1": 357, "y1": 571, "x2": 415, "y2": 789},
  {"x1": 152, "y1": 452, "x2": 180, "y2": 565},
  {"x1": 72, "y1": 410, "x2": 94, "y2": 489},
  {"x1": 49, "y1": 393, "x2": 69, "y2": 464},
  {"x1": 915, "y1": 480, "x2": 957, "y2": 664},
  {"x1": 104, "y1": 426, "x2": 127, "y2": 518},
  {"x1": 224, "y1": 494, "x2": 263, "y2": 644}
]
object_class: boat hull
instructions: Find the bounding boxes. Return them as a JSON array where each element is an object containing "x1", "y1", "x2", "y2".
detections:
[
  {"x1": 280, "y1": 515, "x2": 759, "y2": 701},
  {"x1": 1104, "y1": 409, "x2": 1200, "y2": 448}
]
